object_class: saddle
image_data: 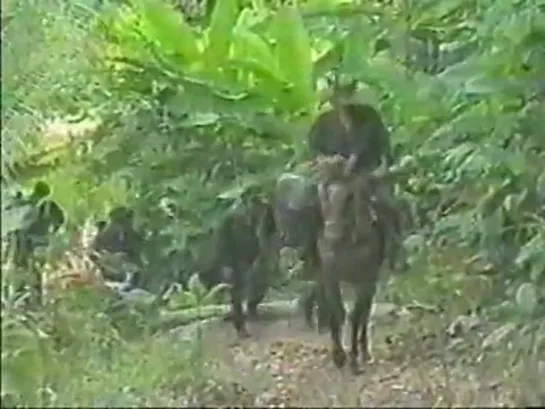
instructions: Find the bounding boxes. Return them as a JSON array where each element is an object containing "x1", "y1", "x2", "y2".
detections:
[{"x1": 314, "y1": 156, "x2": 380, "y2": 246}]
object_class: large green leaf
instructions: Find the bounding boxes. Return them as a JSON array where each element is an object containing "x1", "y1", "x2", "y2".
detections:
[
  {"x1": 227, "y1": 58, "x2": 286, "y2": 100},
  {"x1": 156, "y1": 73, "x2": 271, "y2": 116},
  {"x1": 274, "y1": 5, "x2": 315, "y2": 112},
  {"x1": 232, "y1": 28, "x2": 279, "y2": 76},
  {"x1": 230, "y1": 27, "x2": 286, "y2": 100},
  {"x1": 132, "y1": 0, "x2": 199, "y2": 64},
  {"x1": 342, "y1": 16, "x2": 376, "y2": 78},
  {"x1": 206, "y1": 0, "x2": 240, "y2": 68},
  {"x1": 515, "y1": 282, "x2": 538, "y2": 316}
]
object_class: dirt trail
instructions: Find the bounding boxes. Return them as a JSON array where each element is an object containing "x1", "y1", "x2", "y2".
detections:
[{"x1": 173, "y1": 307, "x2": 517, "y2": 407}]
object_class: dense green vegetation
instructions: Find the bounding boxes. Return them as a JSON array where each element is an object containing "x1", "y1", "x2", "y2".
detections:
[{"x1": 2, "y1": 0, "x2": 544, "y2": 406}]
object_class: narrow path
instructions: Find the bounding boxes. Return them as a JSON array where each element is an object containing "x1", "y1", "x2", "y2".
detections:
[{"x1": 174, "y1": 309, "x2": 517, "y2": 407}]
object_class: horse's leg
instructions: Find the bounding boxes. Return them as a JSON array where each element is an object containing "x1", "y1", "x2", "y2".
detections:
[
  {"x1": 301, "y1": 281, "x2": 329, "y2": 332},
  {"x1": 349, "y1": 283, "x2": 375, "y2": 374},
  {"x1": 12, "y1": 234, "x2": 34, "y2": 305},
  {"x1": 246, "y1": 286, "x2": 267, "y2": 321},
  {"x1": 315, "y1": 281, "x2": 329, "y2": 333},
  {"x1": 356, "y1": 281, "x2": 378, "y2": 366},
  {"x1": 246, "y1": 261, "x2": 270, "y2": 321},
  {"x1": 301, "y1": 283, "x2": 317, "y2": 329},
  {"x1": 248, "y1": 227, "x2": 280, "y2": 320},
  {"x1": 299, "y1": 247, "x2": 326, "y2": 331},
  {"x1": 230, "y1": 267, "x2": 250, "y2": 338},
  {"x1": 322, "y1": 268, "x2": 346, "y2": 369}
]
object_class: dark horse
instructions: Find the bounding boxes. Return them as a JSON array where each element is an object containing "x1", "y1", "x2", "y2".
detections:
[
  {"x1": 198, "y1": 197, "x2": 280, "y2": 338},
  {"x1": 274, "y1": 157, "x2": 391, "y2": 373},
  {"x1": 295, "y1": 84, "x2": 406, "y2": 334},
  {"x1": 315, "y1": 158, "x2": 390, "y2": 373}
]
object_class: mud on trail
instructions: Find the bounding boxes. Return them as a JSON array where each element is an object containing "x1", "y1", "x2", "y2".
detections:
[{"x1": 168, "y1": 301, "x2": 526, "y2": 407}]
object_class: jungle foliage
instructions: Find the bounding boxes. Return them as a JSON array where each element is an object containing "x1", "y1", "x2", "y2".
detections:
[{"x1": 1, "y1": 0, "x2": 545, "y2": 405}]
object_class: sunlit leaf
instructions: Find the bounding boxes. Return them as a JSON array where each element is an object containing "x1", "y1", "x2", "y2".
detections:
[
  {"x1": 179, "y1": 113, "x2": 221, "y2": 127},
  {"x1": 515, "y1": 282, "x2": 538, "y2": 316},
  {"x1": 438, "y1": 58, "x2": 479, "y2": 88},
  {"x1": 481, "y1": 322, "x2": 517, "y2": 350},
  {"x1": 536, "y1": 170, "x2": 545, "y2": 200},
  {"x1": 530, "y1": 256, "x2": 545, "y2": 282},
  {"x1": 515, "y1": 233, "x2": 543, "y2": 267},
  {"x1": 188, "y1": 273, "x2": 207, "y2": 301},
  {"x1": 217, "y1": 176, "x2": 261, "y2": 200},
  {"x1": 342, "y1": 16, "x2": 375, "y2": 78},
  {"x1": 274, "y1": 4, "x2": 314, "y2": 111},
  {"x1": 231, "y1": 27, "x2": 281, "y2": 78},
  {"x1": 464, "y1": 75, "x2": 504, "y2": 95},
  {"x1": 206, "y1": 0, "x2": 240, "y2": 67},
  {"x1": 202, "y1": 282, "x2": 231, "y2": 304},
  {"x1": 132, "y1": 0, "x2": 199, "y2": 63}
]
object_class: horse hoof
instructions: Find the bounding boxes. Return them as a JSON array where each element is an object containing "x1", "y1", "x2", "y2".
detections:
[
  {"x1": 350, "y1": 359, "x2": 363, "y2": 375},
  {"x1": 332, "y1": 348, "x2": 347, "y2": 369},
  {"x1": 361, "y1": 350, "x2": 373, "y2": 364},
  {"x1": 237, "y1": 328, "x2": 251, "y2": 339},
  {"x1": 247, "y1": 311, "x2": 259, "y2": 322},
  {"x1": 317, "y1": 316, "x2": 329, "y2": 332},
  {"x1": 303, "y1": 315, "x2": 315, "y2": 330},
  {"x1": 305, "y1": 322, "x2": 317, "y2": 332}
]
